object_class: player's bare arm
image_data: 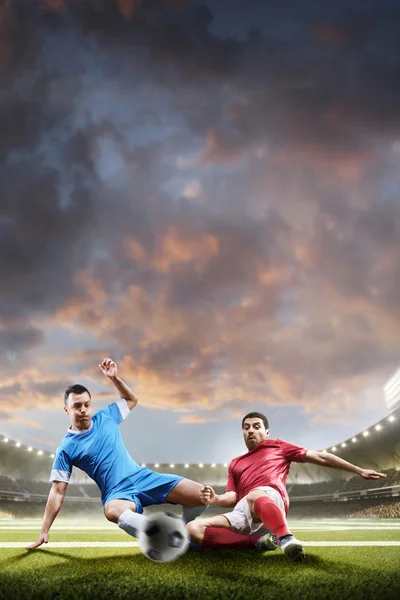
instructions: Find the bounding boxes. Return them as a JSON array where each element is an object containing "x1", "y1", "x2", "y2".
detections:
[
  {"x1": 99, "y1": 358, "x2": 138, "y2": 411},
  {"x1": 303, "y1": 451, "x2": 387, "y2": 480},
  {"x1": 27, "y1": 481, "x2": 68, "y2": 549},
  {"x1": 200, "y1": 485, "x2": 237, "y2": 507}
]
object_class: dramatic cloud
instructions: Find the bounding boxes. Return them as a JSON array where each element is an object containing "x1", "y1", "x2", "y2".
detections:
[{"x1": 0, "y1": 0, "x2": 399, "y2": 459}]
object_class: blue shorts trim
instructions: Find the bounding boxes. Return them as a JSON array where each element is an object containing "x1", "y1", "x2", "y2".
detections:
[{"x1": 103, "y1": 468, "x2": 184, "y2": 513}]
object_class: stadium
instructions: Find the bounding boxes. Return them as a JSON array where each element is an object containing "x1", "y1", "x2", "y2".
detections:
[{"x1": 1, "y1": 372, "x2": 400, "y2": 600}]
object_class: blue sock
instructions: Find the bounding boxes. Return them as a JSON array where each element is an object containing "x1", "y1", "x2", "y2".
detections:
[{"x1": 188, "y1": 541, "x2": 203, "y2": 551}]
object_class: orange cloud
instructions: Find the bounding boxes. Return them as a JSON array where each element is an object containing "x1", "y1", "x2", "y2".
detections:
[
  {"x1": 117, "y1": 0, "x2": 142, "y2": 20},
  {"x1": 273, "y1": 145, "x2": 373, "y2": 184},
  {"x1": 199, "y1": 131, "x2": 241, "y2": 165},
  {"x1": 0, "y1": 368, "x2": 71, "y2": 412},
  {"x1": 258, "y1": 266, "x2": 289, "y2": 287},
  {"x1": 123, "y1": 229, "x2": 219, "y2": 274},
  {"x1": 179, "y1": 414, "x2": 219, "y2": 424},
  {"x1": 54, "y1": 271, "x2": 110, "y2": 330}
]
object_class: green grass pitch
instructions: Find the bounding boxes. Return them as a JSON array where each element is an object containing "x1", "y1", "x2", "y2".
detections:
[{"x1": 1, "y1": 518, "x2": 400, "y2": 600}]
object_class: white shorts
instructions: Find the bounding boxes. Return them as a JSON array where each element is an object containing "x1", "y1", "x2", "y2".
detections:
[{"x1": 222, "y1": 486, "x2": 286, "y2": 536}]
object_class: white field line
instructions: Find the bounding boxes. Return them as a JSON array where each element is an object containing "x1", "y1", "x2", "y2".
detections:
[
  {"x1": 1, "y1": 541, "x2": 400, "y2": 548},
  {"x1": 1, "y1": 518, "x2": 399, "y2": 524},
  {"x1": 0, "y1": 524, "x2": 400, "y2": 535},
  {"x1": 292, "y1": 525, "x2": 400, "y2": 531},
  {"x1": 0, "y1": 523, "x2": 122, "y2": 533}
]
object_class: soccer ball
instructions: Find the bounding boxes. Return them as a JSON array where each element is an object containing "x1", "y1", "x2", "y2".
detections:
[{"x1": 139, "y1": 512, "x2": 189, "y2": 563}]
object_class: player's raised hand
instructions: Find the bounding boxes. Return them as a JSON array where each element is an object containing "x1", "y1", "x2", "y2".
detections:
[
  {"x1": 359, "y1": 469, "x2": 387, "y2": 480},
  {"x1": 27, "y1": 532, "x2": 48, "y2": 549},
  {"x1": 200, "y1": 485, "x2": 217, "y2": 505},
  {"x1": 99, "y1": 358, "x2": 118, "y2": 378}
]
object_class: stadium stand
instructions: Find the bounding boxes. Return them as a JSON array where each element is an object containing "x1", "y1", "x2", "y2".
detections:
[{"x1": 1, "y1": 406, "x2": 399, "y2": 519}]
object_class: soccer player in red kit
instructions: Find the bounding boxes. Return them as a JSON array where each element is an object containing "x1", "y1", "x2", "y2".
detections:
[{"x1": 187, "y1": 412, "x2": 387, "y2": 561}]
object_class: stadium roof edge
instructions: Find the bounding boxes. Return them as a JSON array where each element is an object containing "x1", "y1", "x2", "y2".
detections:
[{"x1": 1, "y1": 407, "x2": 399, "y2": 463}]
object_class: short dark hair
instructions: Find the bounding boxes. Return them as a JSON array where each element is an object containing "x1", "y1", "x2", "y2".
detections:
[
  {"x1": 64, "y1": 384, "x2": 91, "y2": 406},
  {"x1": 242, "y1": 412, "x2": 269, "y2": 430}
]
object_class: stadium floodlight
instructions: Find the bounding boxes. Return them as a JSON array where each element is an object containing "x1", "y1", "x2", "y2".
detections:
[
  {"x1": 141, "y1": 464, "x2": 146, "y2": 467},
  {"x1": 211, "y1": 463, "x2": 216, "y2": 468},
  {"x1": 388, "y1": 415, "x2": 396, "y2": 422},
  {"x1": 375, "y1": 424, "x2": 382, "y2": 431},
  {"x1": 169, "y1": 464, "x2": 175, "y2": 468},
  {"x1": 3, "y1": 437, "x2": 8, "y2": 443},
  {"x1": 352, "y1": 437, "x2": 357, "y2": 443},
  {"x1": 199, "y1": 463, "x2": 203, "y2": 468},
  {"x1": 331, "y1": 447, "x2": 337, "y2": 452},
  {"x1": 184, "y1": 463, "x2": 189, "y2": 468},
  {"x1": 37, "y1": 450, "x2": 43, "y2": 456},
  {"x1": 363, "y1": 430, "x2": 369, "y2": 437},
  {"x1": 341, "y1": 443, "x2": 346, "y2": 448},
  {"x1": 154, "y1": 463, "x2": 159, "y2": 468},
  {"x1": 50, "y1": 454, "x2": 55, "y2": 458},
  {"x1": 27, "y1": 446, "x2": 33, "y2": 452},
  {"x1": 223, "y1": 463, "x2": 228, "y2": 467},
  {"x1": 16, "y1": 442, "x2": 21, "y2": 447}
]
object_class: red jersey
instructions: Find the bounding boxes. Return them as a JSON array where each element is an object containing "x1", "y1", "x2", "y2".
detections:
[{"x1": 225, "y1": 439, "x2": 308, "y2": 514}]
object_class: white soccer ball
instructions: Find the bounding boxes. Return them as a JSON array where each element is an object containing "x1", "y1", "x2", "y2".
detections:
[{"x1": 139, "y1": 512, "x2": 189, "y2": 563}]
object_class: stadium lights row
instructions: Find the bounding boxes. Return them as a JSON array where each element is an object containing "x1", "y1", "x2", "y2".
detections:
[
  {"x1": 0, "y1": 437, "x2": 230, "y2": 467},
  {"x1": 1, "y1": 437, "x2": 55, "y2": 459},
  {"x1": 322, "y1": 415, "x2": 396, "y2": 453},
  {"x1": 2, "y1": 414, "x2": 397, "y2": 464}
]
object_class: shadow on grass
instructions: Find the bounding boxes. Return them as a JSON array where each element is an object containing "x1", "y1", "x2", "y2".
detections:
[{"x1": 1, "y1": 547, "x2": 399, "y2": 600}]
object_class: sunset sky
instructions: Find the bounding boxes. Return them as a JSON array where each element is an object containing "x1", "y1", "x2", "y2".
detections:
[{"x1": 0, "y1": 0, "x2": 399, "y2": 464}]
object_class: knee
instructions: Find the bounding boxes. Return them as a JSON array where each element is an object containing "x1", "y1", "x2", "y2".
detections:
[
  {"x1": 186, "y1": 520, "x2": 205, "y2": 543},
  {"x1": 186, "y1": 520, "x2": 197, "y2": 539},
  {"x1": 104, "y1": 502, "x2": 119, "y2": 523}
]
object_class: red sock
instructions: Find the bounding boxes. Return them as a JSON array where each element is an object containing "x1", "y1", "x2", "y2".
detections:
[
  {"x1": 253, "y1": 496, "x2": 291, "y2": 538},
  {"x1": 203, "y1": 527, "x2": 260, "y2": 549}
]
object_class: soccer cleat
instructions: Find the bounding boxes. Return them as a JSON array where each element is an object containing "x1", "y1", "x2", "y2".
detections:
[
  {"x1": 278, "y1": 535, "x2": 305, "y2": 561},
  {"x1": 255, "y1": 532, "x2": 279, "y2": 551},
  {"x1": 187, "y1": 541, "x2": 203, "y2": 551}
]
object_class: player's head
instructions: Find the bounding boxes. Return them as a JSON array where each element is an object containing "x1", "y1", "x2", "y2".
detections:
[
  {"x1": 64, "y1": 384, "x2": 92, "y2": 430},
  {"x1": 242, "y1": 412, "x2": 270, "y2": 450}
]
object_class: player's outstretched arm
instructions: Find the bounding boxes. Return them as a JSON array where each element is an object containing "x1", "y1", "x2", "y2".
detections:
[
  {"x1": 200, "y1": 485, "x2": 237, "y2": 508},
  {"x1": 303, "y1": 451, "x2": 387, "y2": 480},
  {"x1": 27, "y1": 481, "x2": 68, "y2": 549},
  {"x1": 99, "y1": 358, "x2": 139, "y2": 411}
]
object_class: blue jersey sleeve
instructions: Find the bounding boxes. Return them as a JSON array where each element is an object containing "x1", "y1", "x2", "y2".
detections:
[
  {"x1": 50, "y1": 448, "x2": 73, "y2": 483},
  {"x1": 100, "y1": 398, "x2": 130, "y2": 425}
]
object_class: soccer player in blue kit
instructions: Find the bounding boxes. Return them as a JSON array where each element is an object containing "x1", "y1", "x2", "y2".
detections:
[{"x1": 28, "y1": 358, "x2": 207, "y2": 549}]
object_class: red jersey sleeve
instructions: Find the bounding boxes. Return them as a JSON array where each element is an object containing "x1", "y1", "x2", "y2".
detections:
[
  {"x1": 225, "y1": 462, "x2": 237, "y2": 493},
  {"x1": 279, "y1": 439, "x2": 308, "y2": 463}
]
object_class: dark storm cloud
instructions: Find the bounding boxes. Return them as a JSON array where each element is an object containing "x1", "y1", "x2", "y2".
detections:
[
  {"x1": 0, "y1": 325, "x2": 43, "y2": 351},
  {"x1": 0, "y1": 0, "x2": 399, "y2": 436}
]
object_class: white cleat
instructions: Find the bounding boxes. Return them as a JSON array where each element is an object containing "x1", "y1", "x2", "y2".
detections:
[
  {"x1": 279, "y1": 535, "x2": 306, "y2": 562},
  {"x1": 255, "y1": 532, "x2": 279, "y2": 551}
]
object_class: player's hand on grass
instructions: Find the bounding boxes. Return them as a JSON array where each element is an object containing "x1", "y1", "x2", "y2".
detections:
[
  {"x1": 200, "y1": 485, "x2": 217, "y2": 505},
  {"x1": 99, "y1": 358, "x2": 118, "y2": 378},
  {"x1": 27, "y1": 532, "x2": 48, "y2": 549},
  {"x1": 359, "y1": 469, "x2": 387, "y2": 480}
]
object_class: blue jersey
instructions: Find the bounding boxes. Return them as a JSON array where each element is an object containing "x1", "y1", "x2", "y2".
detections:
[{"x1": 50, "y1": 399, "x2": 141, "y2": 504}]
